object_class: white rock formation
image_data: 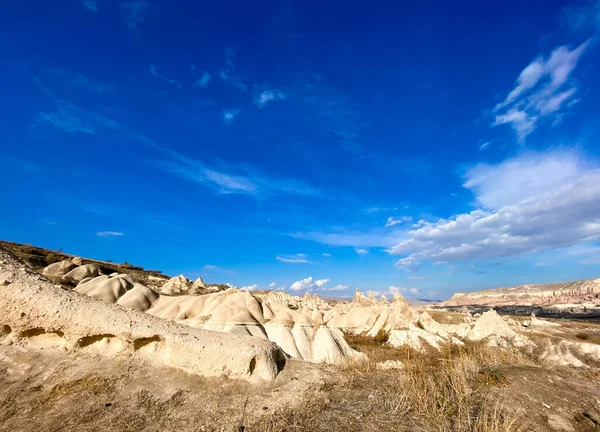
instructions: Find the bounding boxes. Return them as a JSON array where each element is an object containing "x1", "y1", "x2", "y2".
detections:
[
  {"x1": 157, "y1": 275, "x2": 210, "y2": 295},
  {"x1": 42, "y1": 260, "x2": 76, "y2": 278},
  {"x1": 68, "y1": 275, "x2": 364, "y2": 364},
  {"x1": 0, "y1": 247, "x2": 285, "y2": 382},
  {"x1": 325, "y1": 289, "x2": 416, "y2": 337},
  {"x1": 63, "y1": 264, "x2": 100, "y2": 284}
]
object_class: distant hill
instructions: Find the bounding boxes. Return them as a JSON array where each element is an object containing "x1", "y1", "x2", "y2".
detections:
[{"x1": 440, "y1": 278, "x2": 600, "y2": 308}]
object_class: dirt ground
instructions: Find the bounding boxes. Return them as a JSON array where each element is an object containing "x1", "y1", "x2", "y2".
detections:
[
  {"x1": 0, "y1": 344, "x2": 328, "y2": 432},
  {"x1": 2, "y1": 329, "x2": 600, "y2": 432}
]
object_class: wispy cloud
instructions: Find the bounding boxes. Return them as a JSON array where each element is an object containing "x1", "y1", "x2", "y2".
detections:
[
  {"x1": 289, "y1": 276, "x2": 330, "y2": 291},
  {"x1": 202, "y1": 264, "x2": 233, "y2": 273},
  {"x1": 479, "y1": 140, "x2": 492, "y2": 151},
  {"x1": 354, "y1": 247, "x2": 369, "y2": 256},
  {"x1": 34, "y1": 100, "x2": 122, "y2": 134},
  {"x1": 222, "y1": 109, "x2": 240, "y2": 124},
  {"x1": 150, "y1": 153, "x2": 320, "y2": 197},
  {"x1": 492, "y1": 41, "x2": 589, "y2": 140},
  {"x1": 149, "y1": 65, "x2": 182, "y2": 88},
  {"x1": 291, "y1": 228, "x2": 403, "y2": 248},
  {"x1": 219, "y1": 48, "x2": 247, "y2": 91},
  {"x1": 97, "y1": 231, "x2": 125, "y2": 238},
  {"x1": 562, "y1": 0, "x2": 600, "y2": 33},
  {"x1": 82, "y1": 0, "x2": 98, "y2": 13},
  {"x1": 322, "y1": 284, "x2": 349, "y2": 292},
  {"x1": 255, "y1": 90, "x2": 286, "y2": 108},
  {"x1": 276, "y1": 254, "x2": 310, "y2": 263},
  {"x1": 121, "y1": 0, "x2": 150, "y2": 36},
  {"x1": 385, "y1": 216, "x2": 412, "y2": 227},
  {"x1": 193, "y1": 71, "x2": 212, "y2": 88},
  {"x1": 39, "y1": 219, "x2": 58, "y2": 225}
]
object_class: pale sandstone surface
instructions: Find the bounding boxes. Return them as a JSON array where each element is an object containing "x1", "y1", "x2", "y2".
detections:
[
  {"x1": 77, "y1": 277, "x2": 365, "y2": 364},
  {"x1": 0, "y1": 343, "x2": 325, "y2": 432},
  {"x1": 41, "y1": 259, "x2": 76, "y2": 278},
  {"x1": 0, "y1": 247, "x2": 285, "y2": 382}
]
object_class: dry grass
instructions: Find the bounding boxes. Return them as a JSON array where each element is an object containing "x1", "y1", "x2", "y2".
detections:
[{"x1": 249, "y1": 335, "x2": 530, "y2": 432}]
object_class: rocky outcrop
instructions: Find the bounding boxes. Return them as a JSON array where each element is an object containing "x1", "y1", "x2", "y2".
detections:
[
  {"x1": 324, "y1": 289, "x2": 416, "y2": 337},
  {"x1": 42, "y1": 260, "x2": 76, "y2": 278},
  {"x1": 63, "y1": 264, "x2": 99, "y2": 284},
  {"x1": 156, "y1": 275, "x2": 210, "y2": 296},
  {"x1": 67, "y1": 274, "x2": 364, "y2": 364},
  {"x1": 441, "y1": 278, "x2": 600, "y2": 307},
  {"x1": 0, "y1": 247, "x2": 285, "y2": 382}
]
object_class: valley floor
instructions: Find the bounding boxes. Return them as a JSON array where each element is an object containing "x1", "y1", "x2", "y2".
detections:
[{"x1": 2, "y1": 324, "x2": 600, "y2": 432}]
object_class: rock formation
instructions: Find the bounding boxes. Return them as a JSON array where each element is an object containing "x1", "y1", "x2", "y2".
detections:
[
  {"x1": 325, "y1": 289, "x2": 417, "y2": 337},
  {"x1": 0, "y1": 247, "x2": 285, "y2": 382},
  {"x1": 42, "y1": 259, "x2": 76, "y2": 278},
  {"x1": 156, "y1": 274, "x2": 220, "y2": 295},
  {"x1": 65, "y1": 274, "x2": 365, "y2": 364},
  {"x1": 441, "y1": 278, "x2": 600, "y2": 307},
  {"x1": 63, "y1": 263, "x2": 100, "y2": 284}
]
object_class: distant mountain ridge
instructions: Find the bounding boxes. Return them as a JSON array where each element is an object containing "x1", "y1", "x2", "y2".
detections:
[{"x1": 441, "y1": 277, "x2": 600, "y2": 307}]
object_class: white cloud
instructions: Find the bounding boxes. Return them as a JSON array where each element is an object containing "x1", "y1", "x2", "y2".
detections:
[
  {"x1": 389, "y1": 286, "x2": 420, "y2": 296},
  {"x1": 96, "y1": 231, "x2": 125, "y2": 238},
  {"x1": 222, "y1": 109, "x2": 240, "y2": 124},
  {"x1": 276, "y1": 255, "x2": 310, "y2": 263},
  {"x1": 464, "y1": 149, "x2": 589, "y2": 209},
  {"x1": 479, "y1": 141, "x2": 492, "y2": 151},
  {"x1": 82, "y1": 0, "x2": 97, "y2": 13},
  {"x1": 289, "y1": 276, "x2": 330, "y2": 291},
  {"x1": 322, "y1": 253, "x2": 332, "y2": 257},
  {"x1": 255, "y1": 90, "x2": 286, "y2": 108},
  {"x1": 193, "y1": 71, "x2": 212, "y2": 88},
  {"x1": 241, "y1": 284, "x2": 259, "y2": 291},
  {"x1": 40, "y1": 219, "x2": 58, "y2": 225},
  {"x1": 268, "y1": 282, "x2": 276, "y2": 288},
  {"x1": 493, "y1": 41, "x2": 589, "y2": 140},
  {"x1": 149, "y1": 65, "x2": 182, "y2": 88},
  {"x1": 389, "y1": 149, "x2": 600, "y2": 267},
  {"x1": 322, "y1": 284, "x2": 349, "y2": 291},
  {"x1": 385, "y1": 216, "x2": 413, "y2": 227},
  {"x1": 291, "y1": 229, "x2": 403, "y2": 248},
  {"x1": 355, "y1": 247, "x2": 369, "y2": 256}
]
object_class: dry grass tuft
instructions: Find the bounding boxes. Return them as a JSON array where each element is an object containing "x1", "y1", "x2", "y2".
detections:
[{"x1": 250, "y1": 337, "x2": 528, "y2": 432}]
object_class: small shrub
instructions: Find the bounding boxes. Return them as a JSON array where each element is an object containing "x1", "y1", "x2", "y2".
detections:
[
  {"x1": 373, "y1": 328, "x2": 389, "y2": 343},
  {"x1": 576, "y1": 332, "x2": 590, "y2": 341},
  {"x1": 478, "y1": 367, "x2": 508, "y2": 387}
]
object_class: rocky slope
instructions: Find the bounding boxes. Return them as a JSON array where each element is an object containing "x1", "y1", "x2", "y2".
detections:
[{"x1": 441, "y1": 277, "x2": 600, "y2": 307}]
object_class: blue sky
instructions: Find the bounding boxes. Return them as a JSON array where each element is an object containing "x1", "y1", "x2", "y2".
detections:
[{"x1": 1, "y1": 0, "x2": 599, "y2": 299}]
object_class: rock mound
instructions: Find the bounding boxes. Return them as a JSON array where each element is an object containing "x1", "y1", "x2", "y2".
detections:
[
  {"x1": 42, "y1": 260, "x2": 76, "y2": 278},
  {"x1": 0, "y1": 246, "x2": 285, "y2": 382}
]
